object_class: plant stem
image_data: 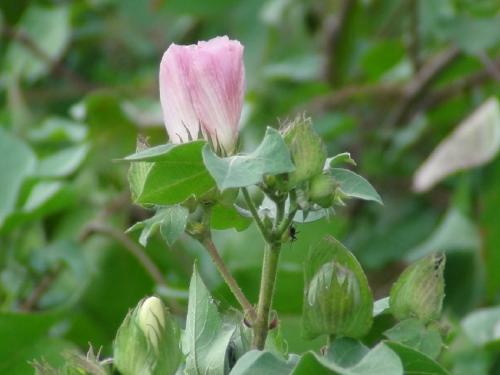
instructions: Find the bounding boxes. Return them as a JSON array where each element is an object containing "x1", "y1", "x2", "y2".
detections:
[
  {"x1": 201, "y1": 236, "x2": 257, "y2": 323},
  {"x1": 241, "y1": 187, "x2": 271, "y2": 241},
  {"x1": 252, "y1": 241, "x2": 281, "y2": 349}
]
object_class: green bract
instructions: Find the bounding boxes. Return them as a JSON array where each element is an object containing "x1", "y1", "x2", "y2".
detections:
[
  {"x1": 113, "y1": 297, "x2": 181, "y2": 375},
  {"x1": 281, "y1": 116, "x2": 327, "y2": 188},
  {"x1": 302, "y1": 236, "x2": 373, "y2": 339},
  {"x1": 390, "y1": 254, "x2": 446, "y2": 323}
]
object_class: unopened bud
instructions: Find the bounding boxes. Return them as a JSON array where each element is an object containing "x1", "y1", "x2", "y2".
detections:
[
  {"x1": 302, "y1": 236, "x2": 373, "y2": 340},
  {"x1": 309, "y1": 174, "x2": 336, "y2": 208},
  {"x1": 390, "y1": 254, "x2": 446, "y2": 323},
  {"x1": 281, "y1": 116, "x2": 326, "y2": 188},
  {"x1": 114, "y1": 296, "x2": 181, "y2": 375}
]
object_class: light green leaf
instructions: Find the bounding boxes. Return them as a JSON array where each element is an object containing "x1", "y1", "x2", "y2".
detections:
[
  {"x1": 331, "y1": 168, "x2": 383, "y2": 205},
  {"x1": 292, "y1": 343, "x2": 403, "y2": 375},
  {"x1": 326, "y1": 338, "x2": 369, "y2": 368},
  {"x1": 385, "y1": 341, "x2": 450, "y2": 375},
  {"x1": 160, "y1": 206, "x2": 190, "y2": 246},
  {"x1": 35, "y1": 144, "x2": 89, "y2": 177},
  {"x1": 27, "y1": 117, "x2": 87, "y2": 143},
  {"x1": 182, "y1": 265, "x2": 235, "y2": 375},
  {"x1": 302, "y1": 236, "x2": 373, "y2": 339},
  {"x1": 373, "y1": 297, "x2": 390, "y2": 317},
  {"x1": 229, "y1": 350, "x2": 298, "y2": 375},
  {"x1": 4, "y1": 4, "x2": 70, "y2": 81},
  {"x1": 406, "y1": 208, "x2": 480, "y2": 261},
  {"x1": 413, "y1": 98, "x2": 500, "y2": 192},
  {"x1": 127, "y1": 206, "x2": 188, "y2": 247},
  {"x1": 461, "y1": 306, "x2": 500, "y2": 346},
  {"x1": 384, "y1": 319, "x2": 443, "y2": 359},
  {"x1": 327, "y1": 152, "x2": 356, "y2": 168},
  {"x1": 126, "y1": 141, "x2": 215, "y2": 205},
  {"x1": 0, "y1": 128, "x2": 36, "y2": 227},
  {"x1": 202, "y1": 127, "x2": 295, "y2": 191}
]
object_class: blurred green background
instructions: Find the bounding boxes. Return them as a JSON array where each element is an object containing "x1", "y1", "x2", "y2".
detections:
[{"x1": 0, "y1": 0, "x2": 499, "y2": 373}]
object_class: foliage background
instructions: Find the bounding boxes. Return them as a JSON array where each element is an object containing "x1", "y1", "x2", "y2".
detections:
[{"x1": 0, "y1": 0, "x2": 499, "y2": 373}]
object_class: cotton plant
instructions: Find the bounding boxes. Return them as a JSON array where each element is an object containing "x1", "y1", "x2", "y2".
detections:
[{"x1": 109, "y1": 37, "x2": 449, "y2": 375}]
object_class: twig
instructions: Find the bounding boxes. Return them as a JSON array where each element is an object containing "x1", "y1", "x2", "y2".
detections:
[
  {"x1": 323, "y1": 0, "x2": 357, "y2": 86},
  {"x1": 385, "y1": 46, "x2": 461, "y2": 128},
  {"x1": 478, "y1": 52, "x2": 500, "y2": 82},
  {"x1": 81, "y1": 222, "x2": 184, "y2": 314},
  {"x1": 201, "y1": 237, "x2": 257, "y2": 323},
  {"x1": 1, "y1": 24, "x2": 94, "y2": 91},
  {"x1": 20, "y1": 264, "x2": 64, "y2": 311},
  {"x1": 408, "y1": 0, "x2": 421, "y2": 71},
  {"x1": 241, "y1": 187, "x2": 271, "y2": 241}
]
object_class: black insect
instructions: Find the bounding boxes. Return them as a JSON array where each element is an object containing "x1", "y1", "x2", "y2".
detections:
[{"x1": 289, "y1": 225, "x2": 299, "y2": 242}]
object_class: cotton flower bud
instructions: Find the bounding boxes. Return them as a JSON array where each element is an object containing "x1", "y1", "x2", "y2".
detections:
[
  {"x1": 390, "y1": 254, "x2": 446, "y2": 323},
  {"x1": 114, "y1": 297, "x2": 181, "y2": 375},
  {"x1": 302, "y1": 236, "x2": 373, "y2": 340},
  {"x1": 159, "y1": 36, "x2": 245, "y2": 154},
  {"x1": 281, "y1": 116, "x2": 327, "y2": 188},
  {"x1": 303, "y1": 262, "x2": 372, "y2": 339},
  {"x1": 309, "y1": 174, "x2": 336, "y2": 208}
]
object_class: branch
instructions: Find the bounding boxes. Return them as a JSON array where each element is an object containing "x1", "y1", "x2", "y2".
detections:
[
  {"x1": 81, "y1": 222, "x2": 184, "y2": 314},
  {"x1": 408, "y1": 0, "x2": 421, "y2": 71},
  {"x1": 201, "y1": 237, "x2": 257, "y2": 323},
  {"x1": 242, "y1": 187, "x2": 271, "y2": 241},
  {"x1": 20, "y1": 264, "x2": 64, "y2": 312},
  {"x1": 1, "y1": 24, "x2": 94, "y2": 91},
  {"x1": 323, "y1": 0, "x2": 357, "y2": 86},
  {"x1": 385, "y1": 46, "x2": 461, "y2": 128}
]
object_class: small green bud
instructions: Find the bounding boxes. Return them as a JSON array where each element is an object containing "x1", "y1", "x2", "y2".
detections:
[
  {"x1": 390, "y1": 254, "x2": 446, "y2": 323},
  {"x1": 309, "y1": 174, "x2": 336, "y2": 208},
  {"x1": 281, "y1": 116, "x2": 327, "y2": 188},
  {"x1": 114, "y1": 297, "x2": 182, "y2": 375},
  {"x1": 302, "y1": 236, "x2": 373, "y2": 339}
]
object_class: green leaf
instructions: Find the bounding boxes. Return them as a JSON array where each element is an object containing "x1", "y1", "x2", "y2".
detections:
[
  {"x1": 437, "y1": 16, "x2": 500, "y2": 54},
  {"x1": 4, "y1": 4, "x2": 70, "y2": 81},
  {"x1": 373, "y1": 297, "x2": 390, "y2": 317},
  {"x1": 0, "y1": 311, "x2": 76, "y2": 374},
  {"x1": 327, "y1": 152, "x2": 357, "y2": 168},
  {"x1": 326, "y1": 338, "x2": 369, "y2": 368},
  {"x1": 182, "y1": 265, "x2": 235, "y2": 375},
  {"x1": 229, "y1": 350, "x2": 298, "y2": 375},
  {"x1": 384, "y1": 319, "x2": 443, "y2": 359},
  {"x1": 160, "y1": 206, "x2": 190, "y2": 247},
  {"x1": 0, "y1": 128, "x2": 36, "y2": 227},
  {"x1": 331, "y1": 168, "x2": 383, "y2": 205},
  {"x1": 126, "y1": 141, "x2": 215, "y2": 205},
  {"x1": 292, "y1": 343, "x2": 403, "y2": 375},
  {"x1": 461, "y1": 306, "x2": 500, "y2": 346},
  {"x1": 202, "y1": 127, "x2": 295, "y2": 191},
  {"x1": 406, "y1": 208, "x2": 480, "y2": 261},
  {"x1": 211, "y1": 203, "x2": 252, "y2": 232},
  {"x1": 127, "y1": 206, "x2": 189, "y2": 247},
  {"x1": 302, "y1": 236, "x2": 373, "y2": 339},
  {"x1": 35, "y1": 144, "x2": 89, "y2": 178},
  {"x1": 385, "y1": 341, "x2": 450, "y2": 375}
]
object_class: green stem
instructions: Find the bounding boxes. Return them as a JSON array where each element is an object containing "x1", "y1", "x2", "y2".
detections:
[
  {"x1": 241, "y1": 187, "x2": 271, "y2": 242},
  {"x1": 201, "y1": 236, "x2": 257, "y2": 323},
  {"x1": 252, "y1": 241, "x2": 281, "y2": 349}
]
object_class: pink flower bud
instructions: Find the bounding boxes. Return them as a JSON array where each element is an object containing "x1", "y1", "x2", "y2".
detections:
[{"x1": 159, "y1": 36, "x2": 245, "y2": 154}]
